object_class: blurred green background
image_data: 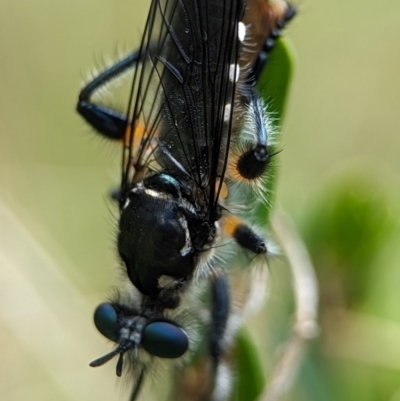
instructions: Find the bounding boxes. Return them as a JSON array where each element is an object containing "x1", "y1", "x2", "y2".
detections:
[{"x1": 1, "y1": 0, "x2": 399, "y2": 400}]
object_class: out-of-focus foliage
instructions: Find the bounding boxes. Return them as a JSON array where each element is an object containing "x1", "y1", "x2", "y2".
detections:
[
  {"x1": 305, "y1": 179, "x2": 394, "y2": 307},
  {"x1": 234, "y1": 329, "x2": 266, "y2": 401},
  {"x1": 290, "y1": 178, "x2": 400, "y2": 401}
]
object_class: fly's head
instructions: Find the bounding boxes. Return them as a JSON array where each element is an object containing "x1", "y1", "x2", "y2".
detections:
[{"x1": 90, "y1": 301, "x2": 189, "y2": 376}]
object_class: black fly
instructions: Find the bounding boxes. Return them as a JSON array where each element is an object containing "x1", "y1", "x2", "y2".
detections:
[{"x1": 77, "y1": 0, "x2": 296, "y2": 399}]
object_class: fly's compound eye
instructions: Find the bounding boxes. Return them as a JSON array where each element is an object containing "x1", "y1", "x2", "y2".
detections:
[
  {"x1": 142, "y1": 321, "x2": 189, "y2": 358},
  {"x1": 94, "y1": 303, "x2": 119, "y2": 342}
]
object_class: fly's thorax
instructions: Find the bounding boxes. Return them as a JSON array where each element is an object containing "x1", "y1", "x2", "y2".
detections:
[{"x1": 117, "y1": 173, "x2": 218, "y2": 308}]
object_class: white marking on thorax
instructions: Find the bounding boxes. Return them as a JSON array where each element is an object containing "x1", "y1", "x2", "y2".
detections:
[
  {"x1": 238, "y1": 21, "x2": 246, "y2": 43},
  {"x1": 178, "y1": 215, "x2": 192, "y2": 257}
]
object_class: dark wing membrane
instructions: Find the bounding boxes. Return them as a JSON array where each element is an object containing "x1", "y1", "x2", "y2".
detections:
[{"x1": 123, "y1": 0, "x2": 243, "y2": 220}]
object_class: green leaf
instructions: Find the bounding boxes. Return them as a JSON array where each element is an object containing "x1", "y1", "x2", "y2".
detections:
[
  {"x1": 304, "y1": 178, "x2": 394, "y2": 306},
  {"x1": 234, "y1": 329, "x2": 266, "y2": 401},
  {"x1": 256, "y1": 38, "x2": 295, "y2": 222}
]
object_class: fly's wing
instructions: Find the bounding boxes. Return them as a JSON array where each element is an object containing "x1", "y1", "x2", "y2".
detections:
[{"x1": 122, "y1": 0, "x2": 243, "y2": 220}]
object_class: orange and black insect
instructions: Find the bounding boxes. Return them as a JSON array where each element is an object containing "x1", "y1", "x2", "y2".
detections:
[{"x1": 77, "y1": 0, "x2": 295, "y2": 399}]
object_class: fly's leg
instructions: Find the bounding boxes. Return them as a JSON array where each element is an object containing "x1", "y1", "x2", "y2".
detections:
[
  {"x1": 77, "y1": 51, "x2": 140, "y2": 140},
  {"x1": 234, "y1": 88, "x2": 272, "y2": 182},
  {"x1": 230, "y1": 4, "x2": 296, "y2": 183},
  {"x1": 222, "y1": 215, "x2": 266, "y2": 255},
  {"x1": 249, "y1": 4, "x2": 296, "y2": 84},
  {"x1": 209, "y1": 273, "x2": 230, "y2": 363},
  {"x1": 170, "y1": 273, "x2": 232, "y2": 401},
  {"x1": 208, "y1": 272, "x2": 232, "y2": 400},
  {"x1": 78, "y1": 50, "x2": 148, "y2": 203}
]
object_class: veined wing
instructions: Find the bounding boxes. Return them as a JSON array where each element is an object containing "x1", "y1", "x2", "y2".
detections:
[{"x1": 122, "y1": 0, "x2": 243, "y2": 221}]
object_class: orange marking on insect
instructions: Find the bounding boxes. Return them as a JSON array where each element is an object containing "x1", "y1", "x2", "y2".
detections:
[
  {"x1": 226, "y1": 148, "x2": 249, "y2": 183},
  {"x1": 240, "y1": 0, "x2": 291, "y2": 68},
  {"x1": 222, "y1": 215, "x2": 243, "y2": 238},
  {"x1": 122, "y1": 121, "x2": 147, "y2": 151},
  {"x1": 268, "y1": 0, "x2": 289, "y2": 20},
  {"x1": 216, "y1": 179, "x2": 229, "y2": 199}
]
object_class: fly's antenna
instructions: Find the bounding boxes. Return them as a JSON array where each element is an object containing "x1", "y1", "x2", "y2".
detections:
[{"x1": 90, "y1": 340, "x2": 134, "y2": 377}]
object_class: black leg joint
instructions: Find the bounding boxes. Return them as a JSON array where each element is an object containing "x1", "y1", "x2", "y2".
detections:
[
  {"x1": 248, "y1": 4, "x2": 297, "y2": 83},
  {"x1": 234, "y1": 225, "x2": 266, "y2": 254},
  {"x1": 77, "y1": 50, "x2": 141, "y2": 140},
  {"x1": 77, "y1": 101, "x2": 127, "y2": 140},
  {"x1": 237, "y1": 145, "x2": 269, "y2": 180}
]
